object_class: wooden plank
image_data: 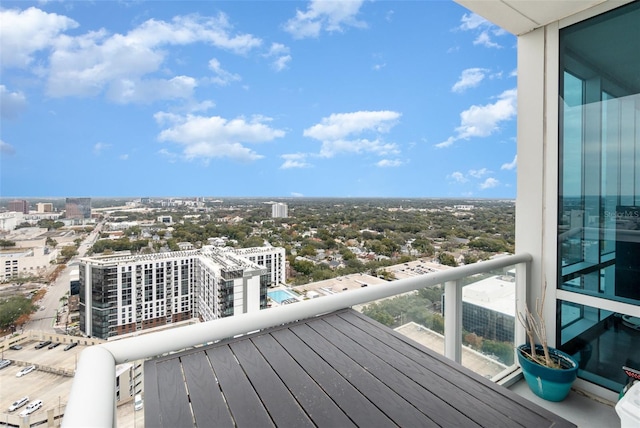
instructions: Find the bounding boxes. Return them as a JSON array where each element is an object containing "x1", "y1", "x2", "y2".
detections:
[
  {"x1": 338, "y1": 310, "x2": 576, "y2": 428},
  {"x1": 155, "y1": 359, "x2": 194, "y2": 427},
  {"x1": 205, "y1": 345, "x2": 274, "y2": 428},
  {"x1": 251, "y1": 333, "x2": 357, "y2": 428},
  {"x1": 229, "y1": 339, "x2": 315, "y2": 428},
  {"x1": 289, "y1": 322, "x2": 438, "y2": 427},
  {"x1": 307, "y1": 314, "x2": 483, "y2": 427},
  {"x1": 180, "y1": 352, "x2": 234, "y2": 427},
  {"x1": 142, "y1": 360, "x2": 162, "y2": 428},
  {"x1": 272, "y1": 327, "x2": 398, "y2": 428},
  {"x1": 325, "y1": 313, "x2": 514, "y2": 426}
]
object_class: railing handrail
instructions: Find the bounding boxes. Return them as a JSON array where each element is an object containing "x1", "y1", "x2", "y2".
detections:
[{"x1": 63, "y1": 252, "x2": 532, "y2": 427}]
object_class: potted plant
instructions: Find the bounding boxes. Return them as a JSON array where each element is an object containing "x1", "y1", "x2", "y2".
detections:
[{"x1": 516, "y1": 280, "x2": 578, "y2": 401}]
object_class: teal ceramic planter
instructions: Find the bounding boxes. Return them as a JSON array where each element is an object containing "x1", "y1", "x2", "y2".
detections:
[{"x1": 517, "y1": 344, "x2": 578, "y2": 402}]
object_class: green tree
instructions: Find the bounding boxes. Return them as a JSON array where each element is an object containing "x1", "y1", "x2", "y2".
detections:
[
  {"x1": 0, "y1": 296, "x2": 35, "y2": 329},
  {"x1": 438, "y1": 252, "x2": 458, "y2": 267},
  {"x1": 0, "y1": 239, "x2": 16, "y2": 248}
]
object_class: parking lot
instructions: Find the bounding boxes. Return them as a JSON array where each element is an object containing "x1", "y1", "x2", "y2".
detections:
[{"x1": 0, "y1": 338, "x2": 81, "y2": 426}]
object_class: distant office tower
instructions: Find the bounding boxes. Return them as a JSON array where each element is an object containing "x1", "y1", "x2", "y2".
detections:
[
  {"x1": 8, "y1": 200, "x2": 28, "y2": 214},
  {"x1": 36, "y1": 202, "x2": 53, "y2": 213},
  {"x1": 78, "y1": 245, "x2": 285, "y2": 339},
  {"x1": 272, "y1": 202, "x2": 288, "y2": 218},
  {"x1": 65, "y1": 197, "x2": 91, "y2": 219}
]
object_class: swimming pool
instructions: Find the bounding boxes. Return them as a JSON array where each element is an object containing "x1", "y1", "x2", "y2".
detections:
[{"x1": 268, "y1": 289, "x2": 299, "y2": 304}]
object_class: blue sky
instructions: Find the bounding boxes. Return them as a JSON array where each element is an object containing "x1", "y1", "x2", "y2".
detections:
[{"x1": 0, "y1": 1, "x2": 517, "y2": 199}]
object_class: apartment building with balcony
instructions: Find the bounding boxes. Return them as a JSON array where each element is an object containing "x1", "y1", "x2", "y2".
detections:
[
  {"x1": 233, "y1": 245, "x2": 286, "y2": 286},
  {"x1": 62, "y1": 1, "x2": 639, "y2": 426},
  {"x1": 78, "y1": 245, "x2": 281, "y2": 339}
]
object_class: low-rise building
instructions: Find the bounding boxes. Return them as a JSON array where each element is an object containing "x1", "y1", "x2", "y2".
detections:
[{"x1": 0, "y1": 247, "x2": 57, "y2": 281}]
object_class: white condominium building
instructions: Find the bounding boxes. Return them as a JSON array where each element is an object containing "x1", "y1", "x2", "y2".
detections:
[
  {"x1": 272, "y1": 202, "x2": 288, "y2": 218},
  {"x1": 79, "y1": 245, "x2": 285, "y2": 339}
]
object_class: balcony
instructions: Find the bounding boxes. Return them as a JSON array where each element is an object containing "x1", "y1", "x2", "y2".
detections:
[{"x1": 62, "y1": 253, "x2": 620, "y2": 427}]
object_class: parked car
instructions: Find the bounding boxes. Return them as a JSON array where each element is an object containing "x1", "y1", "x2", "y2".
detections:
[
  {"x1": 16, "y1": 365, "x2": 36, "y2": 377},
  {"x1": 35, "y1": 341, "x2": 52, "y2": 350},
  {"x1": 134, "y1": 394, "x2": 143, "y2": 411},
  {"x1": 9, "y1": 345, "x2": 22, "y2": 350},
  {"x1": 19, "y1": 400, "x2": 42, "y2": 417},
  {"x1": 0, "y1": 359, "x2": 12, "y2": 369},
  {"x1": 8, "y1": 396, "x2": 29, "y2": 412},
  {"x1": 64, "y1": 342, "x2": 78, "y2": 351},
  {"x1": 48, "y1": 342, "x2": 61, "y2": 349}
]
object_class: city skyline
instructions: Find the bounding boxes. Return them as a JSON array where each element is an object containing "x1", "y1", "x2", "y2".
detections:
[{"x1": 1, "y1": 1, "x2": 517, "y2": 199}]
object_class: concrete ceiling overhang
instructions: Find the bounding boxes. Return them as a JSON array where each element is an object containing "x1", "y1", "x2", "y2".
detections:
[{"x1": 454, "y1": 0, "x2": 613, "y2": 35}]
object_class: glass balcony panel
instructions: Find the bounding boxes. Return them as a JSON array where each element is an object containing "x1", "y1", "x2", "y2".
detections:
[{"x1": 358, "y1": 264, "x2": 520, "y2": 379}]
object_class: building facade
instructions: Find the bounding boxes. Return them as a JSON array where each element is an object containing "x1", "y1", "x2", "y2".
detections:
[
  {"x1": 0, "y1": 212, "x2": 22, "y2": 232},
  {"x1": 272, "y1": 202, "x2": 288, "y2": 218},
  {"x1": 8, "y1": 199, "x2": 28, "y2": 214},
  {"x1": 36, "y1": 202, "x2": 53, "y2": 213},
  {"x1": 79, "y1": 245, "x2": 283, "y2": 339},
  {"x1": 0, "y1": 247, "x2": 57, "y2": 281},
  {"x1": 458, "y1": 0, "x2": 640, "y2": 398},
  {"x1": 65, "y1": 197, "x2": 92, "y2": 220},
  {"x1": 233, "y1": 246, "x2": 286, "y2": 286}
]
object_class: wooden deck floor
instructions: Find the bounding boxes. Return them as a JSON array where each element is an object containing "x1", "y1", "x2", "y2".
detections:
[{"x1": 144, "y1": 309, "x2": 575, "y2": 427}]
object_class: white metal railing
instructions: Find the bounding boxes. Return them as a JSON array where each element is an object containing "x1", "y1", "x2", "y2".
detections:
[{"x1": 62, "y1": 253, "x2": 531, "y2": 427}]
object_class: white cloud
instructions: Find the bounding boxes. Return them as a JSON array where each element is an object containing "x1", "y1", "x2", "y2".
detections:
[
  {"x1": 436, "y1": 89, "x2": 516, "y2": 148},
  {"x1": 452, "y1": 68, "x2": 487, "y2": 93},
  {"x1": 468, "y1": 168, "x2": 490, "y2": 178},
  {"x1": 208, "y1": 58, "x2": 241, "y2": 86},
  {"x1": 284, "y1": 0, "x2": 367, "y2": 39},
  {"x1": 319, "y1": 138, "x2": 399, "y2": 158},
  {"x1": 474, "y1": 31, "x2": 501, "y2": 49},
  {"x1": 376, "y1": 159, "x2": 402, "y2": 167},
  {"x1": 280, "y1": 153, "x2": 311, "y2": 169},
  {"x1": 291, "y1": 192, "x2": 305, "y2": 197},
  {"x1": 158, "y1": 148, "x2": 178, "y2": 163},
  {"x1": 107, "y1": 76, "x2": 198, "y2": 104},
  {"x1": 449, "y1": 171, "x2": 467, "y2": 183},
  {"x1": 303, "y1": 110, "x2": 401, "y2": 158},
  {"x1": 0, "y1": 85, "x2": 27, "y2": 120},
  {"x1": 120, "y1": 154, "x2": 130, "y2": 161},
  {"x1": 156, "y1": 113, "x2": 285, "y2": 163},
  {"x1": 36, "y1": 11, "x2": 261, "y2": 101},
  {"x1": 265, "y1": 43, "x2": 291, "y2": 72},
  {"x1": 304, "y1": 110, "x2": 400, "y2": 141},
  {"x1": 0, "y1": 140, "x2": 16, "y2": 155},
  {"x1": 458, "y1": 13, "x2": 504, "y2": 49},
  {"x1": 0, "y1": 7, "x2": 78, "y2": 69},
  {"x1": 501, "y1": 155, "x2": 517, "y2": 170},
  {"x1": 458, "y1": 13, "x2": 489, "y2": 31},
  {"x1": 93, "y1": 142, "x2": 111, "y2": 155},
  {"x1": 479, "y1": 177, "x2": 499, "y2": 189}
]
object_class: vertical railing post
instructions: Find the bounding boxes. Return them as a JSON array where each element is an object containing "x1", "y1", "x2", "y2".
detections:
[
  {"x1": 444, "y1": 279, "x2": 462, "y2": 363},
  {"x1": 514, "y1": 261, "x2": 529, "y2": 348}
]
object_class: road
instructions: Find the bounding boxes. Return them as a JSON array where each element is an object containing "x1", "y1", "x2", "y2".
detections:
[{"x1": 23, "y1": 222, "x2": 103, "y2": 333}]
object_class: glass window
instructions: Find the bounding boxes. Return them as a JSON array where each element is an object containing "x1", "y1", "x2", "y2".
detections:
[{"x1": 558, "y1": 1, "x2": 640, "y2": 392}]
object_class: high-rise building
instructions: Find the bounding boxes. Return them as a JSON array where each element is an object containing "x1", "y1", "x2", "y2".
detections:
[
  {"x1": 234, "y1": 246, "x2": 286, "y2": 286},
  {"x1": 272, "y1": 202, "x2": 288, "y2": 218},
  {"x1": 78, "y1": 245, "x2": 284, "y2": 339},
  {"x1": 8, "y1": 199, "x2": 28, "y2": 214},
  {"x1": 36, "y1": 202, "x2": 53, "y2": 213},
  {"x1": 65, "y1": 197, "x2": 91, "y2": 219}
]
